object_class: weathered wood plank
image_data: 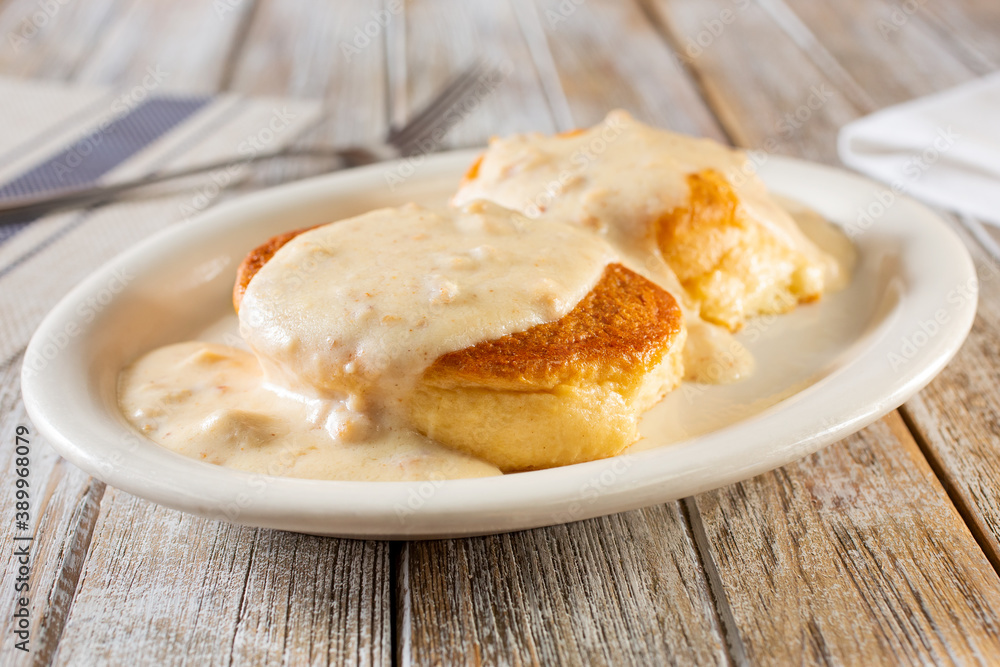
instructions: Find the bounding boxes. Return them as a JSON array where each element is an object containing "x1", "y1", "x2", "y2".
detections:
[
  {"x1": 0, "y1": 354, "x2": 106, "y2": 667},
  {"x1": 774, "y1": 0, "x2": 974, "y2": 108},
  {"x1": 53, "y1": 490, "x2": 391, "y2": 666},
  {"x1": 7, "y1": 2, "x2": 392, "y2": 664},
  {"x1": 525, "y1": 0, "x2": 725, "y2": 138},
  {"x1": 72, "y1": 0, "x2": 257, "y2": 93},
  {"x1": 387, "y1": 0, "x2": 560, "y2": 147},
  {"x1": 693, "y1": 414, "x2": 1000, "y2": 663},
  {"x1": 916, "y1": 0, "x2": 1000, "y2": 74},
  {"x1": 0, "y1": 0, "x2": 122, "y2": 81},
  {"x1": 226, "y1": 0, "x2": 392, "y2": 190},
  {"x1": 395, "y1": 2, "x2": 729, "y2": 663},
  {"x1": 643, "y1": 0, "x2": 1000, "y2": 660},
  {"x1": 642, "y1": 0, "x2": 862, "y2": 161},
  {"x1": 781, "y1": 0, "x2": 1000, "y2": 583},
  {"x1": 903, "y1": 236, "x2": 1000, "y2": 571},
  {"x1": 402, "y1": 507, "x2": 727, "y2": 666}
]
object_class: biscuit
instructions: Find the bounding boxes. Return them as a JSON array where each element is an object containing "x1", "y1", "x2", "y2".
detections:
[{"x1": 235, "y1": 230, "x2": 685, "y2": 471}]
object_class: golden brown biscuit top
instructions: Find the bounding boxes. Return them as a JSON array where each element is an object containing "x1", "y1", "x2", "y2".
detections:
[
  {"x1": 423, "y1": 263, "x2": 682, "y2": 391},
  {"x1": 235, "y1": 222, "x2": 682, "y2": 394}
]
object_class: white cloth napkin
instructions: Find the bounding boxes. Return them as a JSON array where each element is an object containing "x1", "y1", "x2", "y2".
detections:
[{"x1": 838, "y1": 72, "x2": 1000, "y2": 226}]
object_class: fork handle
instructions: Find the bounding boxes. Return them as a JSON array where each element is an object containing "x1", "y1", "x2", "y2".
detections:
[{"x1": 0, "y1": 145, "x2": 393, "y2": 223}]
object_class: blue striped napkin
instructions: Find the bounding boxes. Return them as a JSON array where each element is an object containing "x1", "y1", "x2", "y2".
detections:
[{"x1": 0, "y1": 76, "x2": 321, "y2": 368}]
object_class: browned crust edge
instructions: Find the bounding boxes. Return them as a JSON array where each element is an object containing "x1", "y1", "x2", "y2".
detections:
[
  {"x1": 234, "y1": 233, "x2": 682, "y2": 391},
  {"x1": 423, "y1": 263, "x2": 682, "y2": 389},
  {"x1": 233, "y1": 225, "x2": 319, "y2": 312}
]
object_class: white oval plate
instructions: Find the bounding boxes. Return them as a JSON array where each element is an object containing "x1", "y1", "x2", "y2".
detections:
[{"x1": 22, "y1": 151, "x2": 977, "y2": 539}]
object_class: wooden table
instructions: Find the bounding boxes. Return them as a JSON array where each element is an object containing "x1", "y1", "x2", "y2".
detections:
[{"x1": 3, "y1": 0, "x2": 1000, "y2": 664}]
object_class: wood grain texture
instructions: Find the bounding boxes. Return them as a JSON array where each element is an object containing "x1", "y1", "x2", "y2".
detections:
[
  {"x1": 776, "y1": 0, "x2": 974, "y2": 108},
  {"x1": 692, "y1": 414, "x2": 1000, "y2": 664},
  {"x1": 780, "y1": 0, "x2": 1000, "y2": 598},
  {"x1": 644, "y1": 0, "x2": 1000, "y2": 661},
  {"x1": 0, "y1": 354, "x2": 106, "y2": 667},
  {"x1": 394, "y1": 2, "x2": 728, "y2": 663},
  {"x1": 53, "y1": 490, "x2": 391, "y2": 667},
  {"x1": 0, "y1": 0, "x2": 123, "y2": 81},
  {"x1": 903, "y1": 235, "x2": 1000, "y2": 571},
  {"x1": 0, "y1": 0, "x2": 251, "y2": 90},
  {"x1": 72, "y1": 0, "x2": 257, "y2": 93},
  {"x1": 401, "y1": 506, "x2": 726, "y2": 666},
  {"x1": 916, "y1": 0, "x2": 1000, "y2": 74},
  {"x1": 643, "y1": 0, "x2": 862, "y2": 161},
  {"x1": 6, "y1": 2, "x2": 392, "y2": 665},
  {"x1": 528, "y1": 0, "x2": 725, "y2": 138},
  {"x1": 226, "y1": 0, "x2": 392, "y2": 190},
  {"x1": 388, "y1": 0, "x2": 560, "y2": 146}
]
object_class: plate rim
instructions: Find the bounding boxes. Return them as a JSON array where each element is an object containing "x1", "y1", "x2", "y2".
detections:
[{"x1": 21, "y1": 150, "x2": 978, "y2": 538}]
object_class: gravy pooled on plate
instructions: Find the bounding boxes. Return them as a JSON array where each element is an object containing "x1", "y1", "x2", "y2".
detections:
[
  {"x1": 119, "y1": 115, "x2": 854, "y2": 482},
  {"x1": 120, "y1": 202, "x2": 617, "y2": 481}
]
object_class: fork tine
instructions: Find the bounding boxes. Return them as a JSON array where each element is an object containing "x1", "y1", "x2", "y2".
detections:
[
  {"x1": 389, "y1": 59, "x2": 493, "y2": 153},
  {"x1": 388, "y1": 59, "x2": 486, "y2": 142},
  {"x1": 0, "y1": 62, "x2": 500, "y2": 222}
]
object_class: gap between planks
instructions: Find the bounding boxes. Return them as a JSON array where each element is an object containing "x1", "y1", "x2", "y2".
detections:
[
  {"x1": 899, "y1": 405, "x2": 1000, "y2": 576},
  {"x1": 14, "y1": 0, "x2": 998, "y2": 662},
  {"x1": 680, "y1": 497, "x2": 746, "y2": 666},
  {"x1": 771, "y1": 0, "x2": 1000, "y2": 594},
  {"x1": 31, "y1": 477, "x2": 106, "y2": 667},
  {"x1": 390, "y1": 541, "x2": 403, "y2": 667},
  {"x1": 631, "y1": 0, "x2": 740, "y2": 146},
  {"x1": 217, "y1": 0, "x2": 263, "y2": 92},
  {"x1": 632, "y1": 0, "x2": 1000, "y2": 660}
]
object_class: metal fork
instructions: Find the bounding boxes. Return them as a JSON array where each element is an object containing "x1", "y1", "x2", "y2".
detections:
[{"x1": 0, "y1": 60, "x2": 493, "y2": 223}]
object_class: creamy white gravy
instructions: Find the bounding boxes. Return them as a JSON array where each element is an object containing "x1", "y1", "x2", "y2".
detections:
[
  {"x1": 119, "y1": 342, "x2": 501, "y2": 480},
  {"x1": 775, "y1": 194, "x2": 857, "y2": 288},
  {"x1": 119, "y1": 116, "x2": 855, "y2": 482},
  {"x1": 452, "y1": 110, "x2": 851, "y2": 382},
  {"x1": 120, "y1": 202, "x2": 615, "y2": 481}
]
